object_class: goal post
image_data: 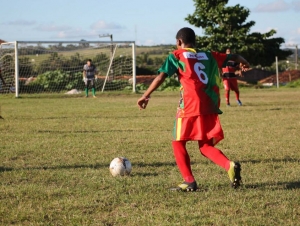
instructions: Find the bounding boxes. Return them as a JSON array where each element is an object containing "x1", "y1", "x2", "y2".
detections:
[{"x1": 0, "y1": 41, "x2": 136, "y2": 97}]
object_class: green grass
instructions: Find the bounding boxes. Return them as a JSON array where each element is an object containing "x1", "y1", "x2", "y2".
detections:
[{"x1": 1, "y1": 88, "x2": 300, "y2": 225}]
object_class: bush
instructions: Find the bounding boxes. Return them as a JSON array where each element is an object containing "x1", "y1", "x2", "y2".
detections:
[
  {"x1": 285, "y1": 79, "x2": 300, "y2": 88},
  {"x1": 157, "y1": 77, "x2": 180, "y2": 91},
  {"x1": 30, "y1": 70, "x2": 84, "y2": 92}
]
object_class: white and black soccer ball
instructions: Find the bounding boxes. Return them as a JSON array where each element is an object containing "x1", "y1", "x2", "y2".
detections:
[{"x1": 109, "y1": 157, "x2": 132, "y2": 177}]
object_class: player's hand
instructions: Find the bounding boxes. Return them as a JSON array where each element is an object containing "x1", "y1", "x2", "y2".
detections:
[
  {"x1": 137, "y1": 96, "x2": 150, "y2": 110},
  {"x1": 239, "y1": 63, "x2": 250, "y2": 72}
]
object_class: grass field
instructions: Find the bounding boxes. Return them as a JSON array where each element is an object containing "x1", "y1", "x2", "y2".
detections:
[{"x1": 1, "y1": 88, "x2": 300, "y2": 225}]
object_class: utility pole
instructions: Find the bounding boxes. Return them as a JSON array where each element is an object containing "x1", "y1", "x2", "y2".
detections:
[
  {"x1": 99, "y1": 34, "x2": 113, "y2": 59},
  {"x1": 295, "y1": 45, "x2": 298, "y2": 70},
  {"x1": 99, "y1": 34, "x2": 114, "y2": 79}
]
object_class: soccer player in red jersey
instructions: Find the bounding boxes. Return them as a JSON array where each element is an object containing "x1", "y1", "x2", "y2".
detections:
[
  {"x1": 137, "y1": 27, "x2": 250, "y2": 191},
  {"x1": 222, "y1": 48, "x2": 242, "y2": 106}
]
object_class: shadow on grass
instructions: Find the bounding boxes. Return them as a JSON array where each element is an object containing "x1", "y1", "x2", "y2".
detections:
[
  {"x1": 131, "y1": 172, "x2": 159, "y2": 177},
  {"x1": 36, "y1": 129, "x2": 169, "y2": 133},
  {"x1": 0, "y1": 161, "x2": 175, "y2": 173},
  {"x1": 0, "y1": 163, "x2": 107, "y2": 172},
  {"x1": 22, "y1": 115, "x2": 170, "y2": 120},
  {"x1": 244, "y1": 181, "x2": 300, "y2": 190},
  {"x1": 240, "y1": 158, "x2": 299, "y2": 164},
  {"x1": 135, "y1": 161, "x2": 176, "y2": 168}
]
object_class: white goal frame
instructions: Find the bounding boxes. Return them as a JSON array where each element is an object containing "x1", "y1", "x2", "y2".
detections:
[{"x1": 0, "y1": 41, "x2": 136, "y2": 97}]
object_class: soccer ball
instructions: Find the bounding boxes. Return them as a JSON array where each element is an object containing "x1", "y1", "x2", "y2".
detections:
[{"x1": 109, "y1": 157, "x2": 132, "y2": 177}]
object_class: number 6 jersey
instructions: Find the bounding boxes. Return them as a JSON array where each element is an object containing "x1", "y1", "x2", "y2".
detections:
[{"x1": 158, "y1": 48, "x2": 229, "y2": 117}]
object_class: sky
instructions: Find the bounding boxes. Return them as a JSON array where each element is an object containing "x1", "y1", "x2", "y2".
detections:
[{"x1": 0, "y1": 0, "x2": 299, "y2": 48}]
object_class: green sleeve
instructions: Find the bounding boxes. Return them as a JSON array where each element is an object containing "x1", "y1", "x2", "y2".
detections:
[{"x1": 158, "y1": 53, "x2": 179, "y2": 77}]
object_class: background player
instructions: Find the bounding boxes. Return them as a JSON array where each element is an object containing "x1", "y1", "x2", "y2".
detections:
[
  {"x1": 83, "y1": 59, "x2": 97, "y2": 98},
  {"x1": 221, "y1": 48, "x2": 243, "y2": 106}
]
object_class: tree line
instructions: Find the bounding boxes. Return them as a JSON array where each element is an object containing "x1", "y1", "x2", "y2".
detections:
[{"x1": 186, "y1": 0, "x2": 292, "y2": 66}]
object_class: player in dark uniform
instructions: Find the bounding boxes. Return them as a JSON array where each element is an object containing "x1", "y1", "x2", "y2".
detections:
[{"x1": 83, "y1": 59, "x2": 97, "y2": 98}]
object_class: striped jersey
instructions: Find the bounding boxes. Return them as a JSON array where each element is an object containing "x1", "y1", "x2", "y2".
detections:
[{"x1": 222, "y1": 60, "x2": 239, "y2": 78}]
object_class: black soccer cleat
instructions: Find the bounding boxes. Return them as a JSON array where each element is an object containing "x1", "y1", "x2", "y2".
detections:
[
  {"x1": 169, "y1": 181, "x2": 198, "y2": 192},
  {"x1": 228, "y1": 161, "x2": 242, "y2": 189}
]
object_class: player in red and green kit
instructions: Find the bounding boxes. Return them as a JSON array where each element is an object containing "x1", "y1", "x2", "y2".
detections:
[{"x1": 137, "y1": 27, "x2": 250, "y2": 191}]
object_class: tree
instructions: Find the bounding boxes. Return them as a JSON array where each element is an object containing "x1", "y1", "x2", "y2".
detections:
[{"x1": 185, "y1": 0, "x2": 292, "y2": 66}]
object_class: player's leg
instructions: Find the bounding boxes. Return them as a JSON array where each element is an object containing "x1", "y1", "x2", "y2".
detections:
[
  {"x1": 199, "y1": 140, "x2": 241, "y2": 188},
  {"x1": 172, "y1": 140, "x2": 194, "y2": 183},
  {"x1": 199, "y1": 139, "x2": 230, "y2": 170},
  {"x1": 171, "y1": 141, "x2": 197, "y2": 191},
  {"x1": 85, "y1": 80, "x2": 89, "y2": 97},
  {"x1": 170, "y1": 114, "x2": 197, "y2": 191},
  {"x1": 223, "y1": 79, "x2": 230, "y2": 106},
  {"x1": 231, "y1": 79, "x2": 242, "y2": 105},
  {"x1": 91, "y1": 79, "x2": 96, "y2": 97},
  {"x1": 198, "y1": 114, "x2": 242, "y2": 188}
]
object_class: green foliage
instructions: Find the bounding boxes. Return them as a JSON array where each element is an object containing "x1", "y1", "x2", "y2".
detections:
[
  {"x1": 285, "y1": 79, "x2": 300, "y2": 88},
  {"x1": 136, "y1": 53, "x2": 167, "y2": 75},
  {"x1": 157, "y1": 77, "x2": 180, "y2": 91},
  {"x1": 135, "y1": 83, "x2": 149, "y2": 91},
  {"x1": 93, "y1": 53, "x2": 110, "y2": 75},
  {"x1": 186, "y1": 0, "x2": 292, "y2": 66},
  {"x1": 19, "y1": 57, "x2": 35, "y2": 77},
  {"x1": 31, "y1": 70, "x2": 84, "y2": 92},
  {"x1": 136, "y1": 66, "x2": 156, "y2": 75}
]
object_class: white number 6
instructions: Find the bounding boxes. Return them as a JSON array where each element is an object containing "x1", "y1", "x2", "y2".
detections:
[{"x1": 194, "y1": 62, "x2": 208, "y2": 84}]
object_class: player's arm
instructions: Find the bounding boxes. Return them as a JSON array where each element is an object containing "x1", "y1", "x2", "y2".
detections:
[
  {"x1": 83, "y1": 65, "x2": 87, "y2": 78},
  {"x1": 137, "y1": 72, "x2": 167, "y2": 110},
  {"x1": 229, "y1": 54, "x2": 250, "y2": 72}
]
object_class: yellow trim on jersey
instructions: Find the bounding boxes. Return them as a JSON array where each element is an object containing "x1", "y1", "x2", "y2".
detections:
[
  {"x1": 183, "y1": 48, "x2": 196, "y2": 53},
  {"x1": 176, "y1": 118, "x2": 182, "y2": 140}
]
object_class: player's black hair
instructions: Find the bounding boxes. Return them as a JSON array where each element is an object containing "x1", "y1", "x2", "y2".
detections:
[
  {"x1": 87, "y1": 59, "x2": 92, "y2": 62},
  {"x1": 176, "y1": 27, "x2": 196, "y2": 45}
]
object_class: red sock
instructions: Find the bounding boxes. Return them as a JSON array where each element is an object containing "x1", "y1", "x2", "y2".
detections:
[
  {"x1": 235, "y1": 91, "x2": 240, "y2": 100},
  {"x1": 199, "y1": 143, "x2": 230, "y2": 170},
  {"x1": 172, "y1": 141, "x2": 195, "y2": 182},
  {"x1": 225, "y1": 90, "x2": 230, "y2": 104}
]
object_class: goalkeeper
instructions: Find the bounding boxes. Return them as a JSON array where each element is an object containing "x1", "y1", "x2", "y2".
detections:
[{"x1": 83, "y1": 59, "x2": 98, "y2": 97}]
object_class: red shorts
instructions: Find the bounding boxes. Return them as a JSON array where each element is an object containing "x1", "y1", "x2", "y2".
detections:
[
  {"x1": 173, "y1": 109, "x2": 224, "y2": 145},
  {"x1": 222, "y1": 78, "x2": 239, "y2": 92}
]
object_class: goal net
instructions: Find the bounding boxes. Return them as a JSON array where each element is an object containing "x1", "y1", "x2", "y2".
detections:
[{"x1": 0, "y1": 41, "x2": 136, "y2": 96}]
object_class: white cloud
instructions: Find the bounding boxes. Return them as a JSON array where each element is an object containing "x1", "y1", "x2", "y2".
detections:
[
  {"x1": 143, "y1": 39, "x2": 156, "y2": 46},
  {"x1": 2, "y1": 19, "x2": 36, "y2": 26},
  {"x1": 53, "y1": 28, "x2": 101, "y2": 40},
  {"x1": 284, "y1": 38, "x2": 300, "y2": 46},
  {"x1": 291, "y1": 0, "x2": 300, "y2": 11},
  {"x1": 278, "y1": 27, "x2": 300, "y2": 46},
  {"x1": 254, "y1": 0, "x2": 289, "y2": 12},
  {"x1": 35, "y1": 21, "x2": 122, "y2": 40},
  {"x1": 35, "y1": 24, "x2": 73, "y2": 32},
  {"x1": 91, "y1": 20, "x2": 124, "y2": 30}
]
